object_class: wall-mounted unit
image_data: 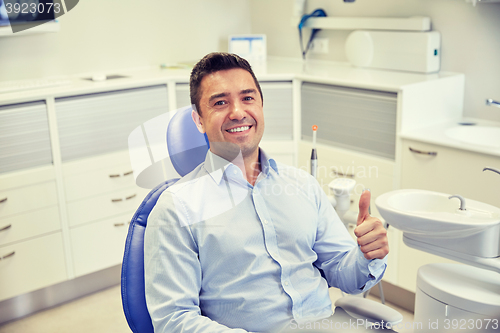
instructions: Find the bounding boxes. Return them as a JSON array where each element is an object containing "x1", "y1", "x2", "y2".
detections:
[
  {"x1": 300, "y1": 16, "x2": 431, "y2": 32},
  {"x1": 467, "y1": 0, "x2": 500, "y2": 5}
]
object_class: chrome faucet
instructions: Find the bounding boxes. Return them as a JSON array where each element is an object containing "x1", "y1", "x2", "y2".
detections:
[
  {"x1": 449, "y1": 195, "x2": 466, "y2": 211},
  {"x1": 486, "y1": 99, "x2": 500, "y2": 108},
  {"x1": 483, "y1": 167, "x2": 500, "y2": 176}
]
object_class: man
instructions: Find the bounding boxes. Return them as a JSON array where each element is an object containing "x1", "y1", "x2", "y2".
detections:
[{"x1": 144, "y1": 52, "x2": 389, "y2": 332}]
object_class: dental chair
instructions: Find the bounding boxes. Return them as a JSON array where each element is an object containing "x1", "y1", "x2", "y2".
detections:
[
  {"x1": 121, "y1": 106, "x2": 209, "y2": 333},
  {"x1": 120, "y1": 107, "x2": 402, "y2": 333}
]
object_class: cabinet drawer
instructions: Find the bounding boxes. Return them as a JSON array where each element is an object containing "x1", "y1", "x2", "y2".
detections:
[
  {"x1": 401, "y1": 139, "x2": 500, "y2": 208},
  {"x1": 66, "y1": 187, "x2": 149, "y2": 227},
  {"x1": 0, "y1": 206, "x2": 61, "y2": 247},
  {"x1": 0, "y1": 232, "x2": 67, "y2": 302},
  {"x1": 64, "y1": 163, "x2": 135, "y2": 202},
  {"x1": 70, "y1": 215, "x2": 131, "y2": 277},
  {"x1": 0, "y1": 181, "x2": 58, "y2": 219}
]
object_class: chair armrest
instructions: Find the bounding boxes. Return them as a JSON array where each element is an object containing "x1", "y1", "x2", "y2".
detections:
[{"x1": 334, "y1": 296, "x2": 403, "y2": 326}]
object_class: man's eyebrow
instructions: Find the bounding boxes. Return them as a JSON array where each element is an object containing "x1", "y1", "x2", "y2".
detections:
[
  {"x1": 240, "y1": 89, "x2": 257, "y2": 95},
  {"x1": 209, "y1": 92, "x2": 228, "y2": 103}
]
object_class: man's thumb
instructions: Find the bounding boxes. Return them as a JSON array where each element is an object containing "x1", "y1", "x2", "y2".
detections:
[{"x1": 357, "y1": 190, "x2": 371, "y2": 225}]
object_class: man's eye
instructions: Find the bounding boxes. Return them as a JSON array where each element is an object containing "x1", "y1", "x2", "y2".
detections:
[
  {"x1": 244, "y1": 96, "x2": 254, "y2": 101},
  {"x1": 214, "y1": 100, "x2": 226, "y2": 106}
]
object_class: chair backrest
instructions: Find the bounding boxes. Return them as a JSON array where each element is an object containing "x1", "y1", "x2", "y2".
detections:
[{"x1": 121, "y1": 106, "x2": 209, "y2": 333}]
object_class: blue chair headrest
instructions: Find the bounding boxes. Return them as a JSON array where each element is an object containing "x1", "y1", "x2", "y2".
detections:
[{"x1": 167, "y1": 106, "x2": 210, "y2": 177}]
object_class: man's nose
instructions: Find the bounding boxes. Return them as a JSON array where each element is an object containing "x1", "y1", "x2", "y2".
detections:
[{"x1": 228, "y1": 101, "x2": 245, "y2": 120}]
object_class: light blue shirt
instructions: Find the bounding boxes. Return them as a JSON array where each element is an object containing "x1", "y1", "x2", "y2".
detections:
[{"x1": 144, "y1": 149, "x2": 387, "y2": 333}]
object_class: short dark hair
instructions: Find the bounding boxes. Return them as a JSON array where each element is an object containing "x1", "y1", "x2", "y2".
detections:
[{"x1": 189, "y1": 52, "x2": 263, "y2": 115}]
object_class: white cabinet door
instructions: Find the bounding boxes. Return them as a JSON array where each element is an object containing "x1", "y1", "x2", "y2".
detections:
[
  {"x1": 260, "y1": 82, "x2": 294, "y2": 141},
  {"x1": 70, "y1": 214, "x2": 131, "y2": 277},
  {"x1": 55, "y1": 85, "x2": 169, "y2": 162},
  {"x1": 0, "y1": 232, "x2": 67, "y2": 302},
  {"x1": 0, "y1": 101, "x2": 52, "y2": 174},
  {"x1": 301, "y1": 83, "x2": 397, "y2": 160}
]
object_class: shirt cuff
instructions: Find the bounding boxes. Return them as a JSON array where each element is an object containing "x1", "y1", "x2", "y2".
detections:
[{"x1": 355, "y1": 246, "x2": 387, "y2": 289}]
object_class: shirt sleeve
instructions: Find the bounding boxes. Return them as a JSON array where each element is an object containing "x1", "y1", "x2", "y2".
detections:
[
  {"x1": 144, "y1": 190, "x2": 252, "y2": 333},
  {"x1": 311, "y1": 183, "x2": 387, "y2": 294}
]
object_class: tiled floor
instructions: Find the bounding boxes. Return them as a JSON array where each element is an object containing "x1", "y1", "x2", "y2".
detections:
[
  {"x1": 0, "y1": 286, "x2": 414, "y2": 333},
  {"x1": 0, "y1": 285, "x2": 130, "y2": 333}
]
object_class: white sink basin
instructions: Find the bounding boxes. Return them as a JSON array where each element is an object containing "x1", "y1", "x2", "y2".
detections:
[
  {"x1": 376, "y1": 189, "x2": 500, "y2": 272},
  {"x1": 445, "y1": 126, "x2": 500, "y2": 148},
  {"x1": 376, "y1": 189, "x2": 500, "y2": 237}
]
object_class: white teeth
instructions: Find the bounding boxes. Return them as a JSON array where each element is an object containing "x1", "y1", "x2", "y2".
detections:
[{"x1": 227, "y1": 126, "x2": 250, "y2": 133}]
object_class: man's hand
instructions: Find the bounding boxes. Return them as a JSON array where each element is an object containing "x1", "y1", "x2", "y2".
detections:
[{"x1": 354, "y1": 190, "x2": 389, "y2": 260}]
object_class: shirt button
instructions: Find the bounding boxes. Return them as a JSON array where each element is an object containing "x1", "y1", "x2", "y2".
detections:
[
  {"x1": 285, "y1": 282, "x2": 289, "y2": 286},
  {"x1": 233, "y1": 170, "x2": 237, "y2": 175},
  {"x1": 264, "y1": 220, "x2": 268, "y2": 225}
]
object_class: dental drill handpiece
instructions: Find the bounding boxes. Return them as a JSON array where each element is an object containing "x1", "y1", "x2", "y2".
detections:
[{"x1": 311, "y1": 125, "x2": 318, "y2": 179}]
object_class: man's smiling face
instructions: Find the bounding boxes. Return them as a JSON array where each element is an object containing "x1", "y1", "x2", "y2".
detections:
[{"x1": 194, "y1": 68, "x2": 264, "y2": 161}]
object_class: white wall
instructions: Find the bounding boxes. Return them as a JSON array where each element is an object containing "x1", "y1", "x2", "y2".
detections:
[
  {"x1": 250, "y1": 0, "x2": 500, "y2": 122},
  {"x1": 0, "y1": 0, "x2": 251, "y2": 81}
]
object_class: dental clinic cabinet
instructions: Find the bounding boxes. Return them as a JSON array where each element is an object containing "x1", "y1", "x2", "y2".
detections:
[
  {"x1": 0, "y1": 59, "x2": 465, "y2": 303},
  {"x1": 397, "y1": 139, "x2": 500, "y2": 292}
]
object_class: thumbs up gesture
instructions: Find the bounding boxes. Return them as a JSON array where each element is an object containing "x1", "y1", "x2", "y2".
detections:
[{"x1": 354, "y1": 190, "x2": 389, "y2": 260}]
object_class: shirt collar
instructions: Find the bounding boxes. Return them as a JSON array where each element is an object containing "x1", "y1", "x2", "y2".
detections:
[
  {"x1": 202, "y1": 148, "x2": 279, "y2": 185},
  {"x1": 203, "y1": 150, "x2": 232, "y2": 185},
  {"x1": 259, "y1": 148, "x2": 279, "y2": 176}
]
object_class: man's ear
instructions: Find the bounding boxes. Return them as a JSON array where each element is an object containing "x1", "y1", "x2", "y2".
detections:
[{"x1": 191, "y1": 109, "x2": 205, "y2": 134}]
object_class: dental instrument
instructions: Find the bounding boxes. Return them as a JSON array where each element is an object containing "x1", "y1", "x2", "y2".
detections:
[{"x1": 310, "y1": 125, "x2": 318, "y2": 179}]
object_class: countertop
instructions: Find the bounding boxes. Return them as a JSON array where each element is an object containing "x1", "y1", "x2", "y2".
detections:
[
  {"x1": 400, "y1": 117, "x2": 500, "y2": 158},
  {"x1": 0, "y1": 57, "x2": 461, "y2": 105},
  {"x1": 3, "y1": 56, "x2": 487, "y2": 156}
]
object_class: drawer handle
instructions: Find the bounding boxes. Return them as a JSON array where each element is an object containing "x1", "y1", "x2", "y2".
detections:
[
  {"x1": 114, "y1": 221, "x2": 131, "y2": 227},
  {"x1": 0, "y1": 197, "x2": 7, "y2": 204},
  {"x1": 409, "y1": 147, "x2": 437, "y2": 156},
  {"x1": 109, "y1": 170, "x2": 134, "y2": 178},
  {"x1": 0, "y1": 224, "x2": 12, "y2": 232},
  {"x1": 332, "y1": 170, "x2": 355, "y2": 178},
  {"x1": 1, "y1": 251, "x2": 15, "y2": 260},
  {"x1": 111, "y1": 194, "x2": 136, "y2": 202}
]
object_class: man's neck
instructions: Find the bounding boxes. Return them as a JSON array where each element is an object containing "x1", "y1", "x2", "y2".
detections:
[
  {"x1": 244, "y1": 158, "x2": 261, "y2": 187},
  {"x1": 208, "y1": 147, "x2": 262, "y2": 186},
  {"x1": 237, "y1": 149, "x2": 261, "y2": 186}
]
